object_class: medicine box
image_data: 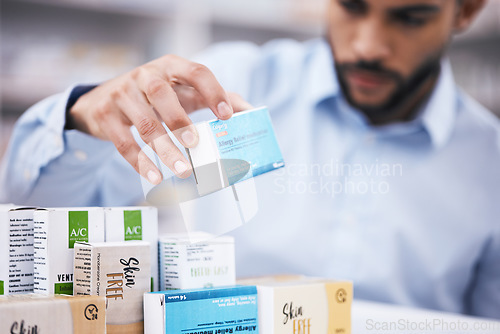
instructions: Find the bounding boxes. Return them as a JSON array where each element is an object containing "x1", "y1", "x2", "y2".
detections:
[
  {"x1": 104, "y1": 206, "x2": 159, "y2": 291},
  {"x1": 159, "y1": 232, "x2": 235, "y2": 290},
  {"x1": 238, "y1": 275, "x2": 352, "y2": 334},
  {"x1": 33, "y1": 207, "x2": 105, "y2": 295},
  {"x1": 0, "y1": 206, "x2": 36, "y2": 295},
  {"x1": 144, "y1": 285, "x2": 258, "y2": 334},
  {"x1": 0, "y1": 294, "x2": 106, "y2": 333},
  {"x1": 74, "y1": 240, "x2": 151, "y2": 334}
]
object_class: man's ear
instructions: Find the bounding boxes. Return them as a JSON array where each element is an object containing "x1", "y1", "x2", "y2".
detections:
[{"x1": 454, "y1": 0, "x2": 487, "y2": 33}]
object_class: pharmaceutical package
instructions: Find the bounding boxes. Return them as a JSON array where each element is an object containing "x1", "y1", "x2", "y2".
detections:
[
  {"x1": 0, "y1": 206, "x2": 36, "y2": 295},
  {"x1": 104, "y1": 206, "x2": 159, "y2": 291},
  {"x1": 187, "y1": 106, "x2": 284, "y2": 196},
  {"x1": 0, "y1": 294, "x2": 106, "y2": 333},
  {"x1": 144, "y1": 285, "x2": 259, "y2": 334},
  {"x1": 159, "y1": 232, "x2": 235, "y2": 290},
  {"x1": 33, "y1": 207, "x2": 105, "y2": 295},
  {"x1": 73, "y1": 241, "x2": 151, "y2": 334},
  {"x1": 238, "y1": 275, "x2": 352, "y2": 334}
]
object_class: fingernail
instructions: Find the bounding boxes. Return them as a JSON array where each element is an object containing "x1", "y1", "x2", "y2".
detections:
[
  {"x1": 181, "y1": 130, "x2": 197, "y2": 147},
  {"x1": 147, "y1": 170, "x2": 161, "y2": 185},
  {"x1": 174, "y1": 160, "x2": 188, "y2": 175},
  {"x1": 217, "y1": 101, "x2": 233, "y2": 119}
]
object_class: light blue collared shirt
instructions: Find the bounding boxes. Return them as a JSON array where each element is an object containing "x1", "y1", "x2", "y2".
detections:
[{"x1": 1, "y1": 39, "x2": 499, "y2": 319}]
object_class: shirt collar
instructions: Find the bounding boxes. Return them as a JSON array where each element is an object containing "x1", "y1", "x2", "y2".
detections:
[{"x1": 309, "y1": 39, "x2": 457, "y2": 148}]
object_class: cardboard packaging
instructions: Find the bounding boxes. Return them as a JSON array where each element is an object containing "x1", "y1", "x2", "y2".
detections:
[
  {"x1": 238, "y1": 275, "x2": 352, "y2": 334},
  {"x1": 144, "y1": 285, "x2": 259, "y2": 334},
  {"x1": 0, "y1": 294, "x2": 106, "y2": 333},
  {"x1": 0, "y1": 206, "x2": 36, "y2": 295},
  {"x1": 158, "y1": 232, "x2": 236, "y2": 290},
  {"x1": 187, "y1": 106, "x2": 284, "y2": 196},
  {"x1": 73, "y1": 241, "x2": 151, "y2": 334},
  {"x1": 33, "y1": 207, "x2": 105, "y2": 295},
  {"x1": 104, "y1": 206, "x2": 159, "y2": 291}
]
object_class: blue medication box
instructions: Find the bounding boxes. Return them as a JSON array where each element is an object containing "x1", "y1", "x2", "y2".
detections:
[
  {"x1": 144, "y1": 286, "x2": 259, "y2": 334},
  {"x1": 187, "y1": 107, "x2": 284, "y2": 196}
]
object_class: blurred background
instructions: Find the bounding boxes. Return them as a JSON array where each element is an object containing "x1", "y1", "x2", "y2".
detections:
[{"x1": 1, "y1": 0, "x2": 499, "y2": 159}]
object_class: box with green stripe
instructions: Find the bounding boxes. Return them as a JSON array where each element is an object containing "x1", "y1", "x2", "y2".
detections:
[
  {"x1": 104, "y1": 207, "x2": 159, "y2": 291},
  {"x1": 33, "y1": 208, "x2": 105, "y2": 295}
]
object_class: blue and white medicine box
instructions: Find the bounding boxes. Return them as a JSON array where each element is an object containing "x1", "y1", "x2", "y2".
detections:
[
  {"x1": 144, "y1": 286, "x2": 259, "y2": 334},
  {"x1": 187, "y1": 107, "x2": 284, "y2": 196}
]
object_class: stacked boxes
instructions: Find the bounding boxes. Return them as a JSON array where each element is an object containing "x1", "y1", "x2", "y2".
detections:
[
  {"x1": 144, "y1": 286, "x2": 259, "y2": 334},
  {"x1": 0, "y1": 294, "x2": 106, "y2": 333},
  {"x1": 158, "y1": 232, "x2": 236, "y2": 290},
  {"x1": 0, "y1": 206, "x2": 36, "y2": 295},
  {"x1": 74, "y1": 241, "x2": 151, "y2": 334},
  {"x1": 104, "y1": 206, "x2": 159, "y2": 291},
  {"x1": 33, "y1": 208, "x2": 105, "y2": 294},
  {"x1": 239, "y1": 275, "x2": 352, "y2": 334}
]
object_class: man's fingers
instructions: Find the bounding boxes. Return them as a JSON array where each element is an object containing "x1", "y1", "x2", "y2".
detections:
[
  {"x1": 158, "y1": 55, "x2": 234, "y2": 120},
  {"x1": 137, "y1": 73, "x2": 199, "y2": 148},
  {"x1": 228, "y1": 92, "x2": 254, "y2": 112},
  {"x1": 106, "y1": 123, "x2": 163, "y2": 185},
  {"x1": 115, "y1": 91, "x2": 192, "y2": 179}
]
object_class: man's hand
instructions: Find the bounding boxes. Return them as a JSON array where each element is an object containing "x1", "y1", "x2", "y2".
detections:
[{"x1": 68, "y1": 54, "x2": 252, "y2": 185}]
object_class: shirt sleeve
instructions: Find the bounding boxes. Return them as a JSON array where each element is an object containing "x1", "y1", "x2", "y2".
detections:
[{"x1": 0, "y1": 84, "x2": 142, "y2": 207}]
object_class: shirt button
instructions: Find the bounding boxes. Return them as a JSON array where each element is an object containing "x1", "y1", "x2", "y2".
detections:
[
  {"x1": 74, "y1": 150, "x2": 88, "y2": 162},
  {"x1": 53, "y1": 135, "x2": 63, "y2": 149},
  {"x1": 24, "y1": 169, "x2": 31, "y2": 181}
]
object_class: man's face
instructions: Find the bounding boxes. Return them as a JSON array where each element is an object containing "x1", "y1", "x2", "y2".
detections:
[{"x1": 327, "y1": 0, "x2": 459, "y2": 118}]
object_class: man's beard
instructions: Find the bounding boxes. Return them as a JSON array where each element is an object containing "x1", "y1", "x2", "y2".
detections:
[{"x1": 334, "y1": 53, "x2": 442, "y2": 120}]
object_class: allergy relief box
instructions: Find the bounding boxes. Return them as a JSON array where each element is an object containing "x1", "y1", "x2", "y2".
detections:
[
  {"x1": 0, "y1": 206, "x2": 36, "y2": 295},
  {"x1": 73, "y1": 241, "x2": 151, "y2": 334},
  {"x1": 33, "y1": 207, "x2": 105, "y2": 295},
  {"x1": 187, "y1": 106, "x2": 284, "y2": 196},
  {"x1": 104, "y1": 206, "x2": 159, "y2": 291},
  {"x1": 238, "y1": 275, "x2": 352, "y2": 334},
  {"x1": 144, "y1": 285, "x2": 259, "y2": 334},
  {"x1": 159, "y1": 232, "x2": 236, "y2": 290},
  {"x1": 0, "y1": 294, "x2": 105, "y2": 333}
]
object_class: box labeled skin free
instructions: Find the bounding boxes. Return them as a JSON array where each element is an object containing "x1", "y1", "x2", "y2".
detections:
[
  {"x1": 0, "y1": 206, "x2": 36, "y2": 295},
  {"x1": 104, "y1": 206, "x2": 159, "y2": 291},
  {"x1": 159, "y1": 232, "x2": 235, "y2": 290},
  {"x1": 144, "y1": 285, "x2": 259, "y2": 334},
  {"x1": 0, "y1": 294, "x2": 106, "y2": 333},
  {"x1": 73, "y1": 241, "x2": 151, "y2": 334},
  {"x1": 238, "y1": 275, "x2": 352, "y2": 334},
  {"x1": 33, "y1": 208, "x2": 105, "y2": 295},
  {"x1": 187, "y1": 106, "x2": 284, "y2": 196}
]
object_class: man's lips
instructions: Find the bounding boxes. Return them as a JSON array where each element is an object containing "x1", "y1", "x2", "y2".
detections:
[{"x1": 345, "y1": 70, "x2": 395, "y2": 90}]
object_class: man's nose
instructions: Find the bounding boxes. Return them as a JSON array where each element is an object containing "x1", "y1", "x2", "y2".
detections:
[{"x1": 352, "y1": 19, "x2": 391, "y2": 62}]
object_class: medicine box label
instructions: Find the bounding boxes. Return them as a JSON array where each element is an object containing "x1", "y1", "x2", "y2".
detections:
[
  {"x1": 0, "y1": 207, "x2": 35, "y2": 295},
  {"x1": 74, "y1": 241, "x2": 151, "y2": 334},
  {"x1": 188, "y1": 107, "x2": 284, "y2": 196},
  {"x1": 33, "y1": 208, "x2": 105, "y2": 295},
  {"x1": 144, "y1": 286, "x2": 258, "y2": 334}
]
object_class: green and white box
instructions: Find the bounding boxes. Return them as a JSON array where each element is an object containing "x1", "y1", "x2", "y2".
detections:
[
  {"x1": 104, "y1": 206, "x2": 159, "y2": 291},
  {"x1": 74, "y1": 241, "x2": 151, "y2": 334},
  {"x1": 159, "y1": 232, "x2": 236, "y2": 290},
  {"x1": 0, "y1": 206, "x2": 36, "y2": 295},
  {"x1": 33, "y1": 208, "x2": 105, "y2": 295}
]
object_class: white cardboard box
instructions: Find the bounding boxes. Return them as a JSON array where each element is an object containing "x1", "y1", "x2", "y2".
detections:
[
  {"x1": 104, "y1": 206, "x2": 159, "y2": 291},
  {"x1": 33, "y1": 208, "x2": 105, "y2": 295},
  {"x1": 158, "y1": 232, "x2": 235, "y2": 290},
  {"x1": 0, "y1": 206, "x2": 36, "y2": 295},
  {"x1": 0, "y1": 294, "x2": 106, "y2": 333},
  {"x1": 74, "y1": 241, "x2": 151, "y2": 334},
  {"x1": 238, "y1": 275, "x2": 353, "y2": 334}
]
